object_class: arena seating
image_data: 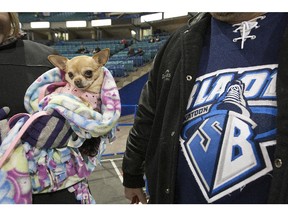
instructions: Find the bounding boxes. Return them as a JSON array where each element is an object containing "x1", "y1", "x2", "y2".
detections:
[
  {"x1": 18, "y1": 12, "x2": 151, "y2": 23},
  {"x1": 50, "y1": 37, "x2": 167, "y2": 78},
  {"x1": 18, "y1": 12, "x2": 97, "y2": 23},
  {"x1": 52, "y1": 40, "x2": 124, "y2": 56}
]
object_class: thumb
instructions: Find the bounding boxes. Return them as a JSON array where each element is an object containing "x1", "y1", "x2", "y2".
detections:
[{"x1": 0, "y1": 107, "x2": 10, "y2": 120}]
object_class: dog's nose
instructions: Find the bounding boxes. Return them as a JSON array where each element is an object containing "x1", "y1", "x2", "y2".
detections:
[{"x1": 74, "y1": 79, "x2": 83, "y2": 88}]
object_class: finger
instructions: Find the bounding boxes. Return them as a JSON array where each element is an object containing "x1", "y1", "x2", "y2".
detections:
[
  {"x1": 138, "y1": 192, "x2": 147, "y2": 204},
  {"x1": 131, "y1": 196, "x2": 139, "y2": 204},
  {"x1": 21, "y1": 115, "x2": 73, "y2": 148},
  {"x1": 0, "y1": 107, "x2": 10, "y2": 120},
  {"x1": 58, "y1": 127, "x2": 73, "y2": 147},
  {"x1": 39, "y1": 118, "x2": 71, "y2": 149},
  {"x1": 21, "y1": 127, "x2": 38, "y2": 146}
]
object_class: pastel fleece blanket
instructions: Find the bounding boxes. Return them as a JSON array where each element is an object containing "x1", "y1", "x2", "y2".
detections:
[
  {"x1": 25, "y1": 67, "x2": 121, "y2": 144},
  {"x1": 0, "y1": 67, "x2": 121, "y2": 204}
]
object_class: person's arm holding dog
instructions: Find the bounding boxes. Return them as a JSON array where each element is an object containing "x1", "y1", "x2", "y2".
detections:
[
  {"x1": 0, "y1": 13, "x2": 73, "y2": 150},
  {"x1": 0, "y1": 12, "x2": 89, "y2": 204}
]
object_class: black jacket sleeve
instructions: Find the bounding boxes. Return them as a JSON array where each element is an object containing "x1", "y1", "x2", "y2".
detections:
[
  {"x1": 122, "y1": 71, "x2": 156, "y2": 188},
  {"x1": 121, "y1": 25, "x2": 185, "y2": 188}
]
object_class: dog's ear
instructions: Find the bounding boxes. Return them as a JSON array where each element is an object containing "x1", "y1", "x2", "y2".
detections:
[
  {"x1": 92, "y1": 48, "x2": 110, "y2": 65},
  {"x1": 48, "y1": 55, "x2": 68, "y2": 71}
]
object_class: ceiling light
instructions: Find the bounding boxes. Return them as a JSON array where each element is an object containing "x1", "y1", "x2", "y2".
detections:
[
  {"x1": 140, "y1": 13, "x2": 162, "y2": 23},
  {"x1": 30, "y1": 21, "x2": 50, "y2": 29},
  {"x1": 66, "y1": 21, "x2": 87, "y2": 28},
  {"x1": 164, "y1": 12, "x2": 187, "y2": 19},
  {"x1": 91, "y1": 19, "x2": 112, "y2": 27}
]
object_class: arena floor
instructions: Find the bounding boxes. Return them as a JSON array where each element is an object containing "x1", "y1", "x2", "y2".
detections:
[{"x1": 88, "y1": 115, "x2": 134, "y2": 204}]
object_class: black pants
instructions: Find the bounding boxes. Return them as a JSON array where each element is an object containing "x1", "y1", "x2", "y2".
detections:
[{"x1": 32, "y1": 188, "x2": 81, "y2": 204}]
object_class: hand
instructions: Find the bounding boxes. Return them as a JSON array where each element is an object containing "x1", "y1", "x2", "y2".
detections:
[
  {"x1": 21, "y1": 110, "x2": 73, "y2": 149},
  {"x1": 79, "y1": 137, "x2": 101, "y2": 157},
  {"x1": 124, "y1": 187, "x2": 147, "y2": 204},
  {"x1": 0, "y1": 107, "x2": 10, "y2": 144}
]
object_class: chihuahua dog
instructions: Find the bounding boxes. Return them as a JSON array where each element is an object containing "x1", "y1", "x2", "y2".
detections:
[
  {"x1": 47, "y1": 48, "x2": 110, "y2": 157},
  {"x1": 48, "y1": 48, "x2": 110, "y2": 109}
]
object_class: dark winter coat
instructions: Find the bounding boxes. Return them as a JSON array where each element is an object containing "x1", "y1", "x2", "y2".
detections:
[{"x1": 122, "y1": 13, "x2": 288, "y2": 203}]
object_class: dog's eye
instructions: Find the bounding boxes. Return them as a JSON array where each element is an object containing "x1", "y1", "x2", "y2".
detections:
[
  {"x1": 68, "y1": 72, "x2": 74, "y2": 79},
  {"x1": 84, "y1": 70, "x2": 93, "y2": 78}
]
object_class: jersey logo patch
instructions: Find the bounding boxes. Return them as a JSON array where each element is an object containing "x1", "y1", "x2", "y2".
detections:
[{"x1": 181, "y1": 65, "x2": 277, "y2": 203}]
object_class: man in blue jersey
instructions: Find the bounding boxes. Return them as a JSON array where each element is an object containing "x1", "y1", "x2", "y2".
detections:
[{"x1": 122, "y1": 12, "x2": 288, "y2": 204}]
